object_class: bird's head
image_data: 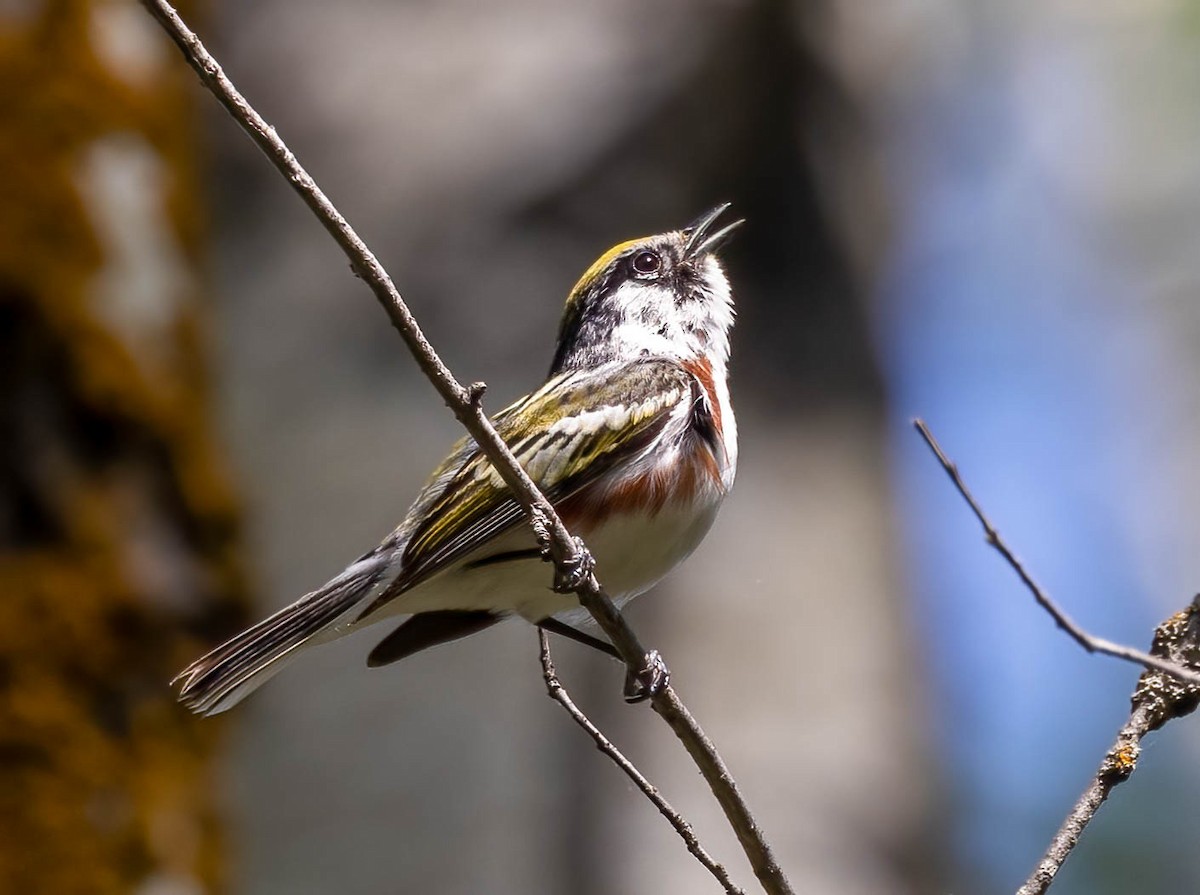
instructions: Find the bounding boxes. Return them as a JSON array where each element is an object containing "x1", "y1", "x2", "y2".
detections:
[{"x1": 550, "y1": 204, "x2": 742, "y2": 375}]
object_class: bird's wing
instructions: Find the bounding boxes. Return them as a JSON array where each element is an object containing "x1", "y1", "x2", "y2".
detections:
[{"x1": 361, "y1": 358, "x2": 697, "y2": 615}]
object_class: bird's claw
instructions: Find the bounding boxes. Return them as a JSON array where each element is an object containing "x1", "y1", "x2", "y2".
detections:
[
  {"x1": 552, "y1": 537, "x2": 595, "y2": 593},
  {"x1": 623, "y1": 650, "x2": 670, "y2": 703}
]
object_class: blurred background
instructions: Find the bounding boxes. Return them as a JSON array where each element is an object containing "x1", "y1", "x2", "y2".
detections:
[{"x1": 4, "y1": 0, "x2": 1200, "y2": 892}]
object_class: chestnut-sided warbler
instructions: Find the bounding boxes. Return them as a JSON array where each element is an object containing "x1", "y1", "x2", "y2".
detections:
[{"x1": 176, "y1": 205, "x2": 741, "y2": 715}]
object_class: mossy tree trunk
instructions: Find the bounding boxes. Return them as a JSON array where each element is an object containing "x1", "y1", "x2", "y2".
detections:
[{"x1": 0, "y1": 4, "x2": 246, "y2": 892}]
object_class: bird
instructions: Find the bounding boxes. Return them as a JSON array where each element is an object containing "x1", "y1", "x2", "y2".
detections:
[{"x1": 174, "y1": 204, "x2": 742, "y2": 715}]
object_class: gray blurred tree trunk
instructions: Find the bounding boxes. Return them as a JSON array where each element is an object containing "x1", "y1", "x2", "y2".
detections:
[{"x1": 0, "y1": 4, "x2": 246, "y2": 892}]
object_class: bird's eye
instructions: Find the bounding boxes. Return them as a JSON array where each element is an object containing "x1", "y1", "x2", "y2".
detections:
[{"x1": 631, "y1": 250, "x2": 661, "y2": 276}]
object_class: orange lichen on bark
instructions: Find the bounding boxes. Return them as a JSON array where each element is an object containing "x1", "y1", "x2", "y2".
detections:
[{"x1": 0, "y1": 2, "x2": 246, "y2": 892}]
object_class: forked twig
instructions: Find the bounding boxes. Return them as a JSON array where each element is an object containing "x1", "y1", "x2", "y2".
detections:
[
  {"x1": 914, "y1": 419, "x2": 1200, "y2": 687},
  {"x1": 1016, "y1": 597, "x2": 1200, "y2": 894},
  {"x1": 914, "y1": 419, "x2": 1200, "y2": 891},
  {"x1": 538, "y1": 631, "x2": 744, "y2": 895},
  {"x1": 139, "y1": 3, "x2": 792, "y2": 891}
]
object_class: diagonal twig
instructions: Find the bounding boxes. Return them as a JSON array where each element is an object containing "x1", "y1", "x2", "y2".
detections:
[
  {"x1": 1016, "y1": 596, "x2": 1200, "y2": 895},
  {"x1": 913, "y1": 418, "x2": 1200, "y2": 688},
  {"x1": 139, "y1": 3, "x2": 793, "y2": 892},
  {"x1": 538, "y1": 630, "x2": 745, "y2": 895}
]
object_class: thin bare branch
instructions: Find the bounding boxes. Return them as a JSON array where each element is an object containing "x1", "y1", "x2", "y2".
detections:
[
  {"x1": 139, "y1": 3, "x2": 793, "y2": 892},
  {"x1": 538, "y1": 631, "x2": 745, "y2": 895},
  {"x1": 913, "y1": 419, "x2": 1200, "y2": 687},
  {"x1": 1016, "y1": 596, "x2": 1200, "y2": 895}
]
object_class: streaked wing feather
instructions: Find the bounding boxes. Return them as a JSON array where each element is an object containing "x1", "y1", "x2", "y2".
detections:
[{"x1": 360, "y1": 359, "x2": 693, "y2": 616}]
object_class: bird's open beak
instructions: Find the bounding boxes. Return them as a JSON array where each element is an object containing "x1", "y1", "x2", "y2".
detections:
[{"x1": 683, "y1": 203, "x2": 744, "y2": 259}]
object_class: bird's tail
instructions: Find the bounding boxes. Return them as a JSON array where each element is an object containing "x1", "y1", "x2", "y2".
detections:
[{"x1": 174, "y1": 552, "x2": 391, "y2": 716}]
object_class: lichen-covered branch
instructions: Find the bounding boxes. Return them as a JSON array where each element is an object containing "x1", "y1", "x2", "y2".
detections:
[
  {"x1": 138, "y1": 2, "x2": 793, "y2": 892},
  {"x1": 914, "y1": 419, "x2": 1200, "y2": 892},
  {"x1": 1016, "y1": 597, "x2": 1200, "y2": 895}
]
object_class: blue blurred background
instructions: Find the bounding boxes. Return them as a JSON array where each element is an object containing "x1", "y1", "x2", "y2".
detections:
[{"x1": 880, "y1": 8, "x2": 1200, "y2": 889}]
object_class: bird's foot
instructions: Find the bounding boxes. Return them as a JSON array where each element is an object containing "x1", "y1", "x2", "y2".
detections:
[
  {"x1": 623, "y1": 650, "x2": 670, "y2": 703},
  {"x1": 551, "y1": 537, "x2": 595, "y2": 594}
]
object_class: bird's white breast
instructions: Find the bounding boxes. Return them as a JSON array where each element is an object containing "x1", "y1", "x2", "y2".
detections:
[
  {"x1": 367, "y1": 483, "x2": 725, "y2": 627},
  {"x1": 363, "y1": 367, "x2": 736, "y2": 629}
]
